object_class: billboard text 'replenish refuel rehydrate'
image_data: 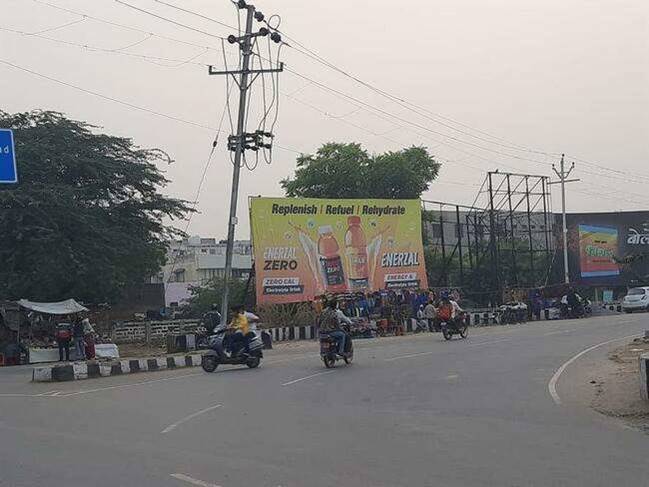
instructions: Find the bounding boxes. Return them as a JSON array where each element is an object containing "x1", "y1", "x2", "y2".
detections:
[{"x1": 249, "y1": 197, "x2": 428, "y2": 304}]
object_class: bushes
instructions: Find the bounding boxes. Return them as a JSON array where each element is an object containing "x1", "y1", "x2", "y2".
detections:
[{"x1": 256, "y1": 302, "x2": 317, "y2": 329}]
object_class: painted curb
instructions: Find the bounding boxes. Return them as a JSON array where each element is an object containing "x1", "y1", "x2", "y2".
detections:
[
  {"x1": 640, "y1": 353, "x2": 649, "y2": 401},
  {"x1": 32, "y1": 353, "x2": 204, "y2": 382}
]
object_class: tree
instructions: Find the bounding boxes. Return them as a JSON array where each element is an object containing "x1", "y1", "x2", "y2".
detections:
[
  {"x1": 187, "y1": 278, "x2": 249, "y2": 316},
  {"x1": 280, "y1": 142, "x2": 440, "y2": 199},
  {"x1": 0, "y1": 110, "x2": 192, "y2": 303}
]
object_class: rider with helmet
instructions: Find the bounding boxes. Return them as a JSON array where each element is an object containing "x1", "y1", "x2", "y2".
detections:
[{"x1": 319, "y1": 299, "x2": 346, "y2": 356}]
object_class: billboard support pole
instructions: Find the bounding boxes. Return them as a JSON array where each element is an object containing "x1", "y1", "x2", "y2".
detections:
[{"x1": 552, "y1": 154, "x2": 577, "y2": 284}]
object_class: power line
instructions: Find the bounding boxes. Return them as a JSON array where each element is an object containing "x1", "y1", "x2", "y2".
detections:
[
  {"x1": 30, "y1": 0, "x2": 221, "y2": 52},
  {"x1": 153, "y1": 0, "x2": 237, "y2": 32},
  {"x1": 0, "y1": 58, "x2": 216, "y2": 131},
  {"x1": 113, "y1": 0, "x2": 225, "y2": 41},
  {"x1": 141, "y1": 0, "x2": 558, "y2": 161},
  {"x1": 0, "y1": 26, "x2": 215, "y2": 68}
]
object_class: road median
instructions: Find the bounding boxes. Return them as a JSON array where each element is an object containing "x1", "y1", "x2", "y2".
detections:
[{"x1": 32, "y1": 353, "x2": 203, "y2": 382}]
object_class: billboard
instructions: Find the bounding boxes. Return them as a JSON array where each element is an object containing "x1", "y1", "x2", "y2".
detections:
[
  {"x1": 578, "y1": 224, "x2": 619, "y2": 278},
  {"x1": 562, "y1": 211, "x2": 649, "y2": 285},
  {"x1": 250, "y1": 198, "x2": 428, "y2": 304}
]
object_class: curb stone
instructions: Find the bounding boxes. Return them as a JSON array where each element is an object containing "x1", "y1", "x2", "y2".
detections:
[
  {"x1": 640, "y1": 353, "x2": 649, "y2": 401},
  {"x1": 32, "y1": 353, "x2": 203, "y2": 382}
]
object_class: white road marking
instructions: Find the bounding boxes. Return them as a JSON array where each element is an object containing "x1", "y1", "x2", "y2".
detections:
[
  {"x1": 384, "y1": 350, "x2": 434, "y2": 362},
  {"x1": 281, "y1": 370, "x2": 335, "y2": 386},
  {"x1": 0, "y1": 393, "x2": 45, "y2": 398},
  {"x1": 170, "y1": 473, "x2": 221, "y2": 487},
  {"x1": 446, "y1": 374, "x2": 459, "y2": 380},
  {"x1": 161, "y1": 404, "x2": 222, "y2": 434},
  {"x1": 548, "y1": 333, "x2": 640, "y2": 405},
  {"x1": 384, "y1": 337, "x2": 513, "y2": 361},
  {"x1": 59, "y1": 372, "x2": 202, "y2": 397},
  {"x1": 542, "y1": 329, "x2": 577, "y2": 337},
  {"x1": 466, "y1": 338, "x2": 512, "y2": 347}
]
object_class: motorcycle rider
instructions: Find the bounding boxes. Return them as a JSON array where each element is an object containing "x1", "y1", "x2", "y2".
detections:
[
  {"x1": 319, "y1": 299, "x2": 346, "y2": 356},
  {"x1": 435, "y1": 291, "x2": 464, "y2": 330},
  {"x1": 225, "y1": 305, "x2": 249, "y2": 356}
]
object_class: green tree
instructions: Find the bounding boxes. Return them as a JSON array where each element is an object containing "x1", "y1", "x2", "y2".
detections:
[
  {"x1": 187, "y1": 278, "x2": 249, "y2": 316},
  {"x1": 0, "y1": 110, "x2": 191, "y2": 302},
  {"x1": 281, "y1": 142, "x2": 440, "y2": 199}
]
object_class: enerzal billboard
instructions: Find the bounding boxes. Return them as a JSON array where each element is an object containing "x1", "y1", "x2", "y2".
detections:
[
  {"x1": 250, "y1": 198, "x2": 428, "y2": 304},
  {"x1": 564, "y1": 212, "x2": 649, "y2": 285}
]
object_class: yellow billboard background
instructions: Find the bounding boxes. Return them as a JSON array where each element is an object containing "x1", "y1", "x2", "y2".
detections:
[{"x1": 250, "y1": 197, "x2": 428, "y2": 304}]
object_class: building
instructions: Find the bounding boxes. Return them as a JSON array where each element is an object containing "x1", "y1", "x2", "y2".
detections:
[{"x1": 151, "y1": 236, "x2": 252, "y2": 307}]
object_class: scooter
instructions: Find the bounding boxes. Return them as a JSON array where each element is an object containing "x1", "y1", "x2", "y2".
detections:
[
  {"x1": 441, "y1": 313, "x2": 469, "y2": 341},
  {"x1": 319, "y1": 326, "x2": 354, "y2": 368},
  {"x1": 201, "y1": 327, "x2": 263, "y2": 372}
]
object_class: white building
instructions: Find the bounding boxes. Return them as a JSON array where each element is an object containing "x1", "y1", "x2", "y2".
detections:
[{"x1": 151, "y1": 236, "x2": 252, "y2": 306}]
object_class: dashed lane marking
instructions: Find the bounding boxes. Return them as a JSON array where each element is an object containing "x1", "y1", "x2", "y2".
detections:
[
  {"x1": 170, "y1": 473, "x2": 222, "y2": 487},
  {"x1": 161, "y1": 404, "x2": 223, "y2": 434},
  {"x1": 281, "y1": 370, "x2": 335, "y2": 386}
]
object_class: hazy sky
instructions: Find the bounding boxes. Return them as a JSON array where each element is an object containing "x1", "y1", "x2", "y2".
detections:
[{"x1": 2, "y1": 0, "x2": 648, "y2": 240}]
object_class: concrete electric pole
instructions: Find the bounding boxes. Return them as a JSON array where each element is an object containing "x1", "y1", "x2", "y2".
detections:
[
  {"x1": 551, "y1": 154, "x2": 579, "y2": 284},
  {"x1": 209, "y1": 0, "x2": 283, "y2": 323}
]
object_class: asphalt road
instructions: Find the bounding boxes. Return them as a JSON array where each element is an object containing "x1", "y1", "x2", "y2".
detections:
[{"x1": 1, "y1": 313, "x2": 649, "y2": 487}]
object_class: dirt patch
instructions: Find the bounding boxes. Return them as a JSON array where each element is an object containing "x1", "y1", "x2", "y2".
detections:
[{"x1": 590, "y1": 338, "x2": 649, "y2": 431}]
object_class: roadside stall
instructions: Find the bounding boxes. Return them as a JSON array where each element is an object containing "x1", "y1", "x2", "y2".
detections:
[{"x1": 13, "y1": 299, "x2": 119, "y2": 364}]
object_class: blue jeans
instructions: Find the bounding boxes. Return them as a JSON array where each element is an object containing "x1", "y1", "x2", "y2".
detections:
[{"x1": 328, "y1": 330, "x2": 346, "y2": 355}]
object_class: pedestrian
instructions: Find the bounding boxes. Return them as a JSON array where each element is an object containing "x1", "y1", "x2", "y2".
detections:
[
  {"x1": 424, "y1": 300, "x2": 437, "y2": 331},
  {"x1": 55, "y1": 319, "x2": 72, "y2": 362},
  {"x1": 82, "y1": 317, "x2": 96, "y2": 360},
  {"x1": 72, "y1": 315, "x2": 86, "y2": 360}
]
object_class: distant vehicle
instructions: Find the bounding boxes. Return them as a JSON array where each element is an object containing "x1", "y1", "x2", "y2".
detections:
[{"x1": 622, "y1": 287, "x2": 649, "y2": 313}]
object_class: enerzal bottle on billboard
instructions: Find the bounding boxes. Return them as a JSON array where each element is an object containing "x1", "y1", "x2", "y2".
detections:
[
  {"x1": 344, "y1": 216, "x2": 369, "y2": 290},
  {"x1": 317, "y1": 225, "x2": 346, "y2": 293}
]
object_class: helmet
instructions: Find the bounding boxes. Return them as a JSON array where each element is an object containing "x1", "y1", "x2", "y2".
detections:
[{"x1": 440, "y1": 290, "x2": 450, "y2": 300}]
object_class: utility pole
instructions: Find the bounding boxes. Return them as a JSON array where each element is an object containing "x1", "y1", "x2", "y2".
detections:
[
  {"x1": 209, "y1": 0, "x2": 283, "y2": 323},
  {"x1": 551, "y1": 154, "x2": 579, "y2": 284}
]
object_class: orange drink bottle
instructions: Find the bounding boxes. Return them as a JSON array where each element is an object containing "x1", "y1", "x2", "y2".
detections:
[
  {"x1": 344, "y1": 216, "x2": 369, "y2": 290},
  {"x1": 317, "y1": 225, "x2": 346, "y2": 293}
]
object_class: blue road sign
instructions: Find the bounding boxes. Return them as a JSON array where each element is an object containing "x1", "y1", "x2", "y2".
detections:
[{"x1": 0, "y1": 129, "x2": 18, "y2": 184}]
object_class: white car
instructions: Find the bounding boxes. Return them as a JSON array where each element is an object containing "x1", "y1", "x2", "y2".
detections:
[{"x1": 622, "y1": 287, "x2": 649, "y2": 313}]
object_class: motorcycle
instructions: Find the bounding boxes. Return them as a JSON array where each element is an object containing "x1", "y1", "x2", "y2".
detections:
[
  {"x1": 319, "y1": 325, "x2": 354, "y2": 368},
  {"x1": 440, "y1": 312, "x2": 469, "y2": 341},
  {"x1": 201, "y1": 327, "x2": 263, "y2": 372}
]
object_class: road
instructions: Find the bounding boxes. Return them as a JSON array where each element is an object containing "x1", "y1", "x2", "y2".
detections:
[{"x1": 1, "y1": 313, "x2": 648, "y2": 487}]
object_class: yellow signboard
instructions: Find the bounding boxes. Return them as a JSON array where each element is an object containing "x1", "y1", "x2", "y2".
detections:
[{"x1": 249, "y1": 197, "x2": 428, "y2": 304}]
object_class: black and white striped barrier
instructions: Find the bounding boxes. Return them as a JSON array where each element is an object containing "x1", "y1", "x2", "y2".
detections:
[
  {"x1": 269, "y1": 326, "x2": 317, "y2": 342},
  {"x1": 32, "y1": 353, "x2": 203, "y2": 382},
  {"x1": 640, "y1": 353, "x2": 649, "y2": 401}
]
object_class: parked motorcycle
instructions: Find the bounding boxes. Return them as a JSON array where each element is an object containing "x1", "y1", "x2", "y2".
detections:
[
  {"x1": 201, "y1": 327, "x2": 263, "y2": 372},
  {"x1": 441, "y1": 313, "x2": 469, "y2": 341},
  {"x1": 319, "y1": 325, "x2": 354, "y2": 368}
]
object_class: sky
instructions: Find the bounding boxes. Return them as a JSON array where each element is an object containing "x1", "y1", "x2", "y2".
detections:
[{"x1": 2, "y1": 0, "x2": 648, "y2": 240}]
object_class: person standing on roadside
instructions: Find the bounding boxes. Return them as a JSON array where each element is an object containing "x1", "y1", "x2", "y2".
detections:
[
  {"x1": 423, "y1": 300, "x2": 437, "y2": 331},
  {"x1": 72, "y1": 315, "x2": 85, "y2": 360},
  {"x1": 55, "y1": 318, "x2": 73, "y2": 362},
  {"x1": 82, "y1": 316, "x2": 96, "y2": 360}
]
